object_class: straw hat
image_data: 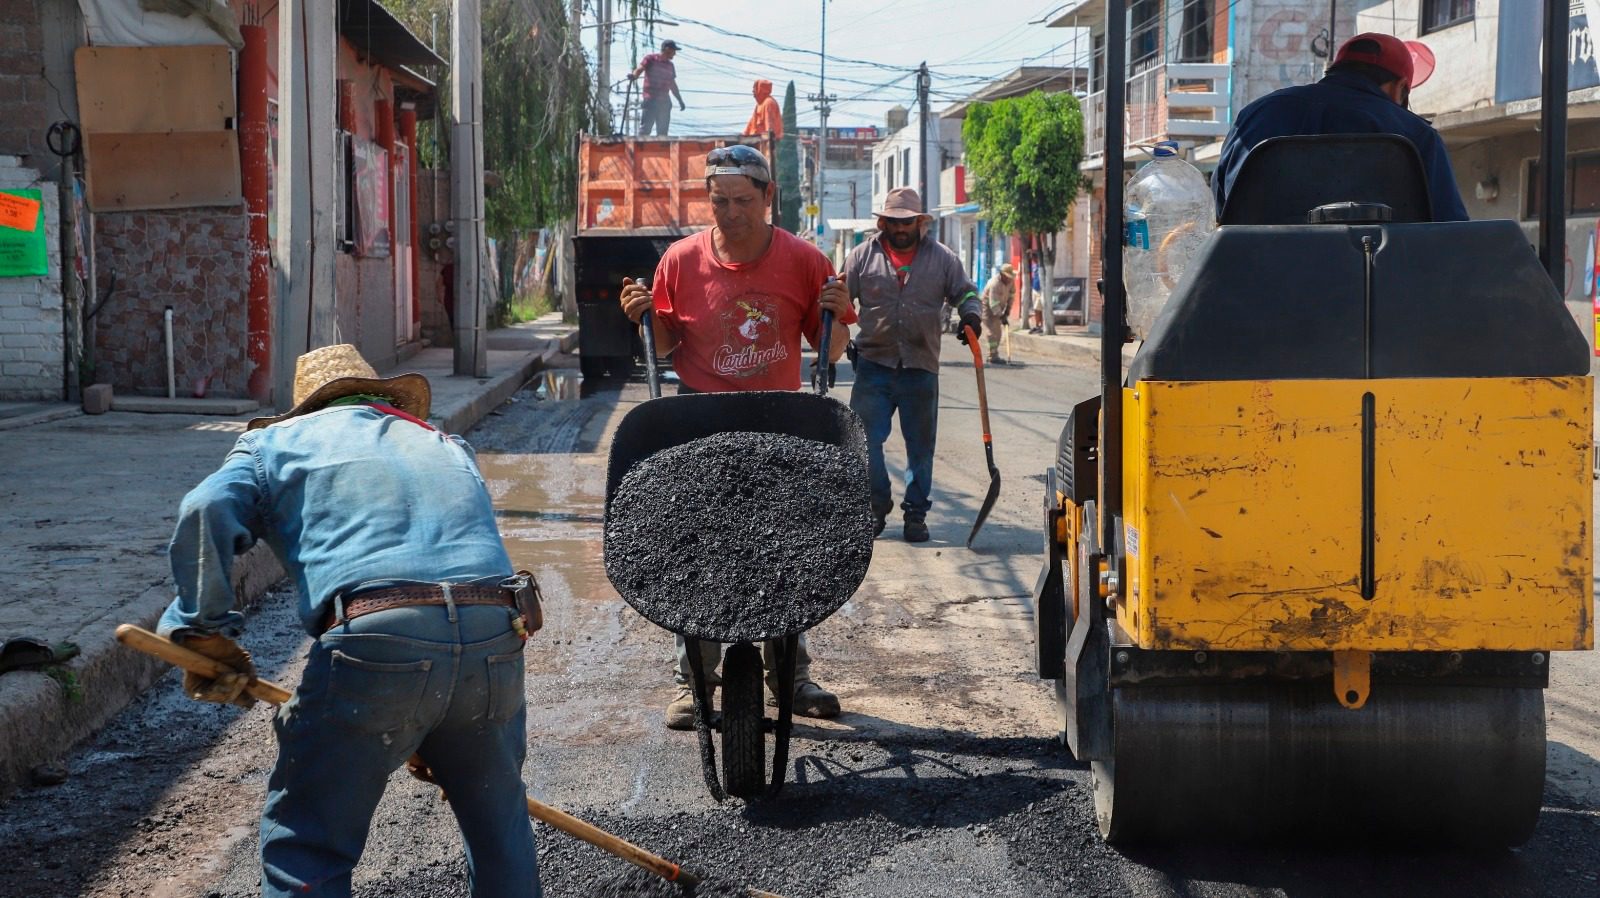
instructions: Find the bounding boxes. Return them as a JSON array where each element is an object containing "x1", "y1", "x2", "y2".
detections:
[
  {"x1": 247, "y1": 344, "x2": 430, "y2": 431},
  {"x1": 998, "y1": 263, "x2": 1017, "y2": 279}
]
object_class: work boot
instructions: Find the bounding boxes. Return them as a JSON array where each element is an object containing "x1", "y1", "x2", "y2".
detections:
[
  {"x1": 664, "y1": 685, "x2": 713, "y2": 731},
  {"x1": 873, "y1": 513, "x2": 887, "y2": 537},
  {"x1": 988, "y1": 353, "x2": 1005, "y2": 366},
  {"x1": 792, "y1": 680, "x2": 841, "y2": 718},
  {"x1": 904, "y1": 518, "x2": 930, "y2": 543}
]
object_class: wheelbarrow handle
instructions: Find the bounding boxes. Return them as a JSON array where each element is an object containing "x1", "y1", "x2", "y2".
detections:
[
  {"x1": 814, "y1": 308, "x2": 834, "y2": 397},
  {"x1": 641, "y1": 303, "x2": 662, "y2": 400}
]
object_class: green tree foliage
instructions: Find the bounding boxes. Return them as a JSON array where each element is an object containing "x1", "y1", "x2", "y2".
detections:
[
  {"x1": 384, "y1": 1, "x2": 659, "y2": 238},
  {"x1": 961, "y1": 90, "x2": 1084, "y2": 237},
  {"x1": 778, "y1": 81, "x2": 801, "y2": 233}
]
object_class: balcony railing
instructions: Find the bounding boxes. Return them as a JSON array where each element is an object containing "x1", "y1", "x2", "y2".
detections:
[{"x1": 1084, "y1": 61, "x2": 1231, "y2": 160}]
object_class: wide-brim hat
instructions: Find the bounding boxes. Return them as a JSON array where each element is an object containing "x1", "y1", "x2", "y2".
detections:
[
  {"x1": 998, "y1": 263, "x2": 1017, "y2": 279},
  {"x1": 247, "y1": 344, "x2": 431, "y2": 431},
  {"x1": 876, "y1": 186, "x2": 930, "y2": 220}
]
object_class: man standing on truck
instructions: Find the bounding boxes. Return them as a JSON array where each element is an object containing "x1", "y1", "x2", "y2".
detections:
[
  {"x1": 842, "y1": 187, "x2": 982, "y2": 543},
  {"x1": 629, "y1": 39, "x2": 686, "y2": 137},
  {"x1": 1214, "y1": 32, "x2": 1467, "y2": 222},
  {"x1": 616, "y1": 144, "x2": 855, "y2": 729},
  {"x1": 742, "y1": 79, "x2": 783, "y2": 139}
]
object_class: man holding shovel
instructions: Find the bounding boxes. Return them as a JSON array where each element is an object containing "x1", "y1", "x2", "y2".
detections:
[
  {"x1": 156, "y1": 344, "x2": 541, "y2": 898},
  {"x1": 616, "y1": 144, "x2": 854, "y2": 729},
  {"x1": 842, "y1": 187, "x2": 982, "y2": 542}
]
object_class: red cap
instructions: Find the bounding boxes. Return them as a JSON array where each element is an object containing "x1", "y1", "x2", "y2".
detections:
[{"x1": 1333, "y1": 32, "x2": 1436, "y2": 89}]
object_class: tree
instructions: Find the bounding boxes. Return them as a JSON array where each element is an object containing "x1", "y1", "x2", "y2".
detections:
[
  {"x1": 962, "y1": 90, "x2": 1084, "y2": 335},
  {"x1": 778, "y1": 81, "x2": 801, "y2": 233}
]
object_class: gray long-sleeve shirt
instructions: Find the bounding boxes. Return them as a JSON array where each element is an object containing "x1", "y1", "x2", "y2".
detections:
[{"x1": 844, "y1": 234, "x2": 980, "y2": 373}]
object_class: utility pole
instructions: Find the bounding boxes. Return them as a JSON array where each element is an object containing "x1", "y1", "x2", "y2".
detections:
[
  {"x1": 806, "y1": 0, "x2": 836, "y2": 243},
  {"x1": 274, "y1": 0, "x2": 337, "y2": 409},
  {"x1": 917, "y1": 61, "x2": 929, "y2": 209},
  {"x1": 452, "y1": 0, "x2": 487, "y2": 377},
  {"x1": 597, "y1": 0, "x2": 613, "y2": 134}
]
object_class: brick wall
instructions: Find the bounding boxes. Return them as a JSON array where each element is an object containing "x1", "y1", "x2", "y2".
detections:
[
  {"x1": 92, "y1": 209, "x2": 251, "y2": 397},
  {"x1": 0, "y1": 157, "x2": 63, "y2": 400},
  {"x1": 0, "y1": 0, "x2": 48, "y2": 163}
]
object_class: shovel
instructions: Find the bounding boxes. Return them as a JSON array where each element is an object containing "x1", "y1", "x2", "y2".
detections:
[
  {"x1": 114, "y1": 624, "x2": 784, "y2": 898},
  {"x1": 961, "y1": 324, "x2": 1001, "y2": 548}
]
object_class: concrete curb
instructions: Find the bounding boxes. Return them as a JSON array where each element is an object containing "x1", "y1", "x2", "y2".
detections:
[
  {"x1": 0, "y1": 404, "x2": 81, "y2": 432},
  {"x1": 0, "y1": 546, "x2": 284, "y2": 796},
  {"x1": 1006, "y1": 329, "x2": 1137, "y2": 367},
  {"x1": 0, "y1": 324, "x2": 574, "y2": 797}
]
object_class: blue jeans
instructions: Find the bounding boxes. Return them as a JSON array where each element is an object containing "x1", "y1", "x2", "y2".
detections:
[
  {"x1": 849, "y1": 357, "x2": 939, "y2": 520},
  {"x1": 261, "y1": 604, "x2": 539, "y2": 898}
]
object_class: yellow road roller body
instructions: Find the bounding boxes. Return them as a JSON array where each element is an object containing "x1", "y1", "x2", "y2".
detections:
[{"x1": 1119, "y1": 377, "x2": 1592, "y2": 653}]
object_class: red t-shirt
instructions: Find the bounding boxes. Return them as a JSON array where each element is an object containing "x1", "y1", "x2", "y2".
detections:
[
  {"x1": 651, "y1": 227, "x2": 854, "y2": 393},
  {"x1": 882, "y1": 237, "x2": 918, "y2": 286}
]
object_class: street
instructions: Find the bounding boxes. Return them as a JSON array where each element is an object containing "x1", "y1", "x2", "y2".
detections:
[{"x1": 2, "y1": 335, "x2": 1599, "y2": 897}]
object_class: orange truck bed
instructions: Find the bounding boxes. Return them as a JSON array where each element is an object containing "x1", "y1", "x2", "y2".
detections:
[{"x1": 577, "y1": 134, "x2": 776, "y2": 234}]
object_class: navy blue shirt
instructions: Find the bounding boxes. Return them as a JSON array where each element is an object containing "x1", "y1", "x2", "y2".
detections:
[{"x1": 1214, "y1": 71, "x2": 1469, "y2": 222}]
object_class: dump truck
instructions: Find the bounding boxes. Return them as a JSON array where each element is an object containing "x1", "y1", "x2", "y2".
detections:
[
  {"x1": 573, "y1": 134, "x2": 778, "y2": 379},
  {"x1": 1035, "y1": 0, "x2": 1592, "y2": 846}
]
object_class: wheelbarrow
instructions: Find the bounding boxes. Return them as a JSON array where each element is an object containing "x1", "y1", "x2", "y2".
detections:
[{"x1": 603, "y1": 307, "x2": 872, "y2": 800}]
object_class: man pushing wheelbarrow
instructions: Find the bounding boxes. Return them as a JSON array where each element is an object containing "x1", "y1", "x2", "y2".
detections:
[{"x1": 616, "y1": 144, "x2": 857, "y2": 731}]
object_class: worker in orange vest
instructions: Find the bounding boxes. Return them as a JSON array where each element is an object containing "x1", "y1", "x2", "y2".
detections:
[{"x1": 742, "y1": 79, "x2": 783, "y2": 139}]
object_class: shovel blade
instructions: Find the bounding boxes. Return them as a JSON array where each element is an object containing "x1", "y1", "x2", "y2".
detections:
[{"x1": 966, "y1": 467, "x2": 1001, "y2": 548}]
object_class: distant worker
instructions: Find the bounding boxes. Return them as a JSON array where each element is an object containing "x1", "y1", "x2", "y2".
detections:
[
  {"x1": 843, "y1": 187, "x2": 982, "y2": 543},
  {"x1": 158, "y1": 344, "x2": 541, "y2": 898},
  {"x1": 981, "y1": 263, "x2": 1016, "y2": 366},
  {"x1": 616, "y1": 145, "x2": 855, "y2": 728},
  {"x1": 630, "y1": 39, "x2": 686, "y2": 137},
  {"x1": 1215, "y1": 33, "x2": 1468, "y2": 222},
  {"x1": 742, "y1": 79, "x2": 784, "y2": 139}
]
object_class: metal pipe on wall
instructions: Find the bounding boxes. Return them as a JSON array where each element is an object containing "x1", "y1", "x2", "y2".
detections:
[
  {"x1": 164, "y1": 306, "x2": 175, "y2": 399},
  {"x1": 240, "y1": 23, "x2": 273, "y2": 404}
]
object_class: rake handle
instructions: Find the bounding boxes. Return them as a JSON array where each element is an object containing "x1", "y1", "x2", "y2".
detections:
[{"x1": 113, "y1": 625, "x2": 785, "y2": 898}]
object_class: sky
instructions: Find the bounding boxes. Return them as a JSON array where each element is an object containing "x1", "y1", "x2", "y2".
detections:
[{"x1": 587, "y1": 0, "x2": 1092, "y2": 135}]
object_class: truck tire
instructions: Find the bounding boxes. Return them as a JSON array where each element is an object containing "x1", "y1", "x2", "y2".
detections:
[{"x1": 720, "y1": 642, "x2": 767, "y2": 799}]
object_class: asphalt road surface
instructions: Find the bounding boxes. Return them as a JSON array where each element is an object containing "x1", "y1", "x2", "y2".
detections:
[{"x1": 3, "y1": 336, "x2": 1599, "y2": 897}]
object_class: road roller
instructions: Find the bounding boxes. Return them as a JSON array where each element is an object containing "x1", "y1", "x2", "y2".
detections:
[{"x1": 1035, "y1": 0, "x2": 1593, "y2": 845}]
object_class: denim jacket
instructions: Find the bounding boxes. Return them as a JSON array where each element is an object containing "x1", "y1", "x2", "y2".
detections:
[{"x1": 157, "y1": 405, "x2": 513, "y2": 639}]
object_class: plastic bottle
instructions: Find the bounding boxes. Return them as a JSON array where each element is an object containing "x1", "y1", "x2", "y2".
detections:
[{"x1": 1124, "y1": 141, "x2": 1216, "y2": 339}]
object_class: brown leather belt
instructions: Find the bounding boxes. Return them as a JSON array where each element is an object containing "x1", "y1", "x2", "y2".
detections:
[{"x1": 322, "y1": 583, "x2": 515, "y2": 632}]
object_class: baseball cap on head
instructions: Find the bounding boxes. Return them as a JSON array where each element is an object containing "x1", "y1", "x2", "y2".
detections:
[
  {"x1": 705, "y1": 144, "x2": 772, "y2": 183},
  {"x1": 661, "y1": 39, "x2": 679, "y2": 50},
  {"x1": 1333, "y1": 32, "x2": 1436, "y2": 88}
]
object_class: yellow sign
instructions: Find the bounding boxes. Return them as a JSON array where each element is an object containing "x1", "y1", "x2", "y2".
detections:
[{"x1": 804, "y1": 203, "x2": 820, "y2": 217}]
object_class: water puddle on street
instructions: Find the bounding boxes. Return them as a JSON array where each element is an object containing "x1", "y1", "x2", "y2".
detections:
[{"x1": 531, "y1": 369, "x2": 582, "y2": 401}]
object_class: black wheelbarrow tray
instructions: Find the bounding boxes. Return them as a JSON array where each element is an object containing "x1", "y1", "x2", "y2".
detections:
[{"x1": 603, "y1": 389, "x2": 873, "y2": 800}]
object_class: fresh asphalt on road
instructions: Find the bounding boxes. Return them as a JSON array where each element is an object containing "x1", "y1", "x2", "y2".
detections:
[{"x1": 1, "y1": 335, "x2": 1598, "y2": 897}]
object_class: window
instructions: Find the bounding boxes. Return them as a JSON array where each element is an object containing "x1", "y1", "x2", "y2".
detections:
[
  {"x1": 901, "y1": 148, "x2": 912, "y2": 186},
  {"x1": 1421, "y1": 0, "x2": 1473, "y2": 34},
  {"x1": 1130, "y1": 0, "x2": 1160, "y2": 68},
  {"x1": 873, "y1": 163, "x2": 881, "y2": 195},
  {"x1": 1178, "y1": 0, "x2": 1213, "y2": 64},
  {"x1": 1523, "y1": 151, "x2": 1600, "y2": 219},
  {"x1": 886, "y1": 156, "x2": 896, "y2": 193}
]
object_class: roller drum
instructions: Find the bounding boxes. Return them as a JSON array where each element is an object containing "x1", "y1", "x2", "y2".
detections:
[{"x1": 1095, "y1": 683, "x2": 1545, "y2": 846}]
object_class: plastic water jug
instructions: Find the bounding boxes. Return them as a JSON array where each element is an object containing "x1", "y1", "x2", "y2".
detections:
[{"x1": 1124, "y1": 141, "x2": 1215, "y2": 339}]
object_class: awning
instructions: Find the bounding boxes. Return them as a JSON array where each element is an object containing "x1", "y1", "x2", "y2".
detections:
[{"x1": 341, "y1": 0, "x2": 447, "y2": 70}]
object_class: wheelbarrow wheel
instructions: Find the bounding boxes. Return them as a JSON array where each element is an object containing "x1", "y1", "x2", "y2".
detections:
[{"x1": 720, "y1": 642, "x2": 767, "y2": 798}]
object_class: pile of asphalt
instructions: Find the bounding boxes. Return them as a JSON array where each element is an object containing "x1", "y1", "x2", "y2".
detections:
[
  {"x1": 605, "y1": 431, "x2": 873, "y2": 642},
  {"x1": 583, "y1": 865, "x2": 747, "y2": 897}
]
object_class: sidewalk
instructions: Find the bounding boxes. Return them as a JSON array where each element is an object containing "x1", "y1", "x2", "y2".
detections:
[
  {"x1": 1004, "y1": 325, "x2": 1137, "y2": 367},
  {"x1": 0, "y1": 314, "x2": 575, "y2": 796}
]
